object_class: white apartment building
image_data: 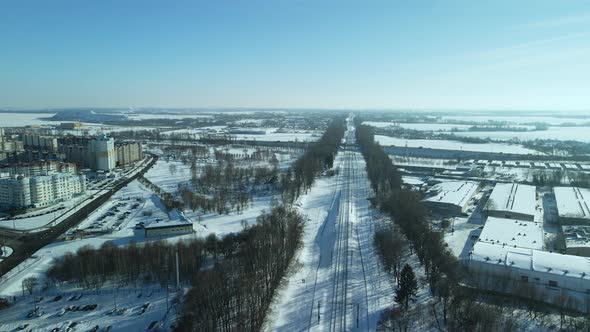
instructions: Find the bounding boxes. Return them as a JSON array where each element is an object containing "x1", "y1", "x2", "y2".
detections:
[
  {"x1": 0, "y1": 172, "x2": 86, "y2": 210},
  {"x1": 88, "y1": 134, "x2": 116, "y2": 171}
]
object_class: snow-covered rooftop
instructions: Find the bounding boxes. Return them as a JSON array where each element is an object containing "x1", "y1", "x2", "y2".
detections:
[
  {"x1": 486, "y1": 183, "x2": 536, "y2": 217},
  {"x1": 554, "y1": 186, "x2": 590, "y2": 220},
  {"x1": 144, "y1": 210, "x2": 193, "y2": 229},
  {"x1": 471, "y1": 242, "x2": 590, "y2": 280},
  {"x1": 478, "y1": 217, "x2": 543, "y2": 250},
  {"x1": 563, "y1": 225, "x2": 590, "y2": 249},
  {"x1": 423, "y1": 180, "x2": 479, "y2": 208}
]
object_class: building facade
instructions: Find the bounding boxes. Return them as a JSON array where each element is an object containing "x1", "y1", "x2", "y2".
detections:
[
  {"x1": 116, "y1": 142, "x2": 143, "y2": 166},
  {"x1": 0, "y1": 161, "x2": 77, "y2": 177},
  {"x1": 0, "y1": 172, "x2": 86, "y2": 210}
]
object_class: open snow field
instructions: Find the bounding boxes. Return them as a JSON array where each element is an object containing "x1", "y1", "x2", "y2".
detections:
[
  {"x1": 450, "y1": 126, "x2": 590, "y2": 142},
  {"x1": 1, "y1": 112, "x2": 57, "y2": 127},
  {"x1": 143, "y1": 159, "x2": 193, "y2": 194},
  {"x1": 374, "y1": 135, "x2": 542, "y2": 155}
]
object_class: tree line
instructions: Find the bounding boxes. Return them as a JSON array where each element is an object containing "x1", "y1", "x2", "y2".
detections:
[
  {"x1": 47, "y1": 240, "x2": 205, "y2": 290},
  {"x1": 281, "y1": 117, "x2": 346, "y2": 203},
  {"x1": 175, "y1": 204, "x2": 304, "y2": 331}
]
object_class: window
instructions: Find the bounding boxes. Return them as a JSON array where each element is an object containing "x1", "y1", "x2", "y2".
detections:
[
  {"x1": 520, "y1": 276, "x2": 528, "y2": 283},
  {"x1": 548, "y1": 280, "x2": 558, "y2": 287}
]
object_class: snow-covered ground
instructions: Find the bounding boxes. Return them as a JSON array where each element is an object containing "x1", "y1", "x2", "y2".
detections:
[
  {"x1": 143, "y1": 159, "x2": 193, "y2": 194},
  {"x1": 449, "y1": 126, "x2": 590, "y2": 142},
  {"x1": 0, "y1": 286, "x2": 179, "y2": 331},
  {"x1": 374, "y1": 135, "x2": 543, "y2": 155},
  {"x1": 0, "y1": 246, "x2": 13, "y2": 263},
  {"x1": 268, "y1": 122, "x2": 394, "y2": 331}
]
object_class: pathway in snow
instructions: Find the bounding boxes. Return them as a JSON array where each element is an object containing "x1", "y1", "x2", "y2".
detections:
[{"x1": 269, "y1": 122, "x2": 394, "y2": 331}]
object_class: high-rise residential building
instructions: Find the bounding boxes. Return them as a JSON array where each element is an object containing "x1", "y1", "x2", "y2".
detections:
[
  {"x1": 116, "y1": 142, "x2": 143, "y2": 166},
  {"x1": 58, "y1": 134, "x2": 116, "y2": 171},
  {"x1": 89, "y1": 134, "x2": 116, "y2": 171}
]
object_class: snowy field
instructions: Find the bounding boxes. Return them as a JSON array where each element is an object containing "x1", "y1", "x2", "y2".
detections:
[
  {"x1": 450, "y1": 126, "x2": 590, "y2": 142},
  {"x1": 143, "y1": 159, "x2": 193, "y2": 194},
  {"x1": 374, "y1": 135, "x2": 542, "y2": 155},
  {"x1": 1, "y1": 112, "x2": 57, "y2": 127},
  {"x1": 128, "y1": 113, "x2": 213, "y2": 120},
  {"x1": 441, "y1": 114, "x2": 590, "y2": 126}
]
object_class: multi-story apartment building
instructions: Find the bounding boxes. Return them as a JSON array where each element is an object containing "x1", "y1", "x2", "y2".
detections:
[
  {"x1": 0, "y1": 172, "x2": 86, "y2": 210},
  {"x1": 115, "y1": 142, "x2": 143, "y2": 166},
  {"x1": 0, "y1": 161, "x2": 77, "y2": 177},
  {"x1": 59, "y1": 134, "x2": 116, "y2": 171}
]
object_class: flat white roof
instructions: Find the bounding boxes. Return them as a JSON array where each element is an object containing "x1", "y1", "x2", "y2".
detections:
[
  {"x1": 580, "y1": 164, "x2": 590, "y2": 170},
  {"x1": 471, "y1": 242, "x2": 590, "y2": 281},
  {"x1": 478, "y1": 217, "x2": 543, "y2": 250},
  {"x1": 554, "y1": 186, "x2": 590, "y2": 220},
  {"x1": 486, "y1": 183, "x2": 536, "y2": 217},
  {"x1": 145, "y1": 210, "x2": 193, "y2": 229},
  {"x1": 423, "y1": 181, "x2": 479, "y2": 208}
]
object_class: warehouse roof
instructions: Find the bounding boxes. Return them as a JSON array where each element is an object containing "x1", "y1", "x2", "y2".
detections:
[
  {"x1": 554, "y1": 186, "x2": 590, "y2": 220},
  {"x1": 485, "y1": 183, "x2": 536, "y2": 218},
  {"x1": 423, "y1": 180, "x2": 479, "y2": 208},
  {"x1": 470, "y1": 242, "x2": 590, "y2": 281},
  {"x1": 478, "y1": 217, "x2": 543, "y2": 250}
]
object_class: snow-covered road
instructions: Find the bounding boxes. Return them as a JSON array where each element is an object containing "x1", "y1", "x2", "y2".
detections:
[{"x1": 269, "y1": 120, "x2": 394, "y2": 331}]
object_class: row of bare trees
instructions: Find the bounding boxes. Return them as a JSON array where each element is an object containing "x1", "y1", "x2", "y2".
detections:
[
  {"x1": 176, "y1": 204, "x2": 304, "y2": 331},
  {"x1": 281, "y1": 117, "x2": 346, "y2": 203},
  {"x1": 47, "y1": 240, "x2": 205, "y2": 290}
]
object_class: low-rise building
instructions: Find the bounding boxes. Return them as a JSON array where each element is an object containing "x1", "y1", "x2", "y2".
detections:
[
  {"x1": 468, "y1": 241, "x2": 590, "y2": 310},
  {"x1": 554, "y1": 186, "x2": 590, "y2": 225},
  {"x1": 563, "y1": 225, "x2": 590, "y2": 257},
  {"x1": 485, "y1": 183, "x2": 536, "y2": 221},
  {"x1": 422, "y1": 180, "x2": 479, "y2": 216},
  {"x1": 144, "y1": 212, "x2": 194, "y2": 238},
  {"x1": 478, "y1": 217, "x2": 543, "y2": 250}
]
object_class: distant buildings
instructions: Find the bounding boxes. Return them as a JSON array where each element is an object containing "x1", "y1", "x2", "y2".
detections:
[
  {"x1": 485, "y1": 183, "x2": 536, "y2": 221},
  {"x1": 554, "y1": 186, "x2": 590, "y2": 225},
  {"x1": 59, "y1": 134, "x2": 117, "y2": 171},
  {"x1": 0, "y1": 172, "x2": 86, "y2": 210},
  {"x1": 422, "y1": 180, "x2": 479, "y2": 215}
]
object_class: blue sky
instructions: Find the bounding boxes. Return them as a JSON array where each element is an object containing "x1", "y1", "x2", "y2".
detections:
[{"x1": 1, "y1": 0, "x2": 589, "y2": 111}]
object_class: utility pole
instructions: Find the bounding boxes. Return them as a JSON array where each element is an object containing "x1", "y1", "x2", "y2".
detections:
[
  {"x1": 318, "y1": 300, "x2": 320, "y2": 323},
  {"x1": 175, "y1": 248, "x2": 180, "y2": 290},
  {"x1": 357, "y1": 303, "x2": 360, "y2": 328}
]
